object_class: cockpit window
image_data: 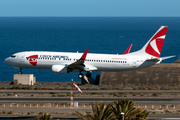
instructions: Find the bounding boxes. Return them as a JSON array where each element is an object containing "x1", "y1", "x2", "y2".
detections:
[{"x1": 11, "y1": 55, "x2": 16, "y2": 58}]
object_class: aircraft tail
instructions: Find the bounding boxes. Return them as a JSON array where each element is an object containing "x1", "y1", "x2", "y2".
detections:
[{"x1": 130, "y1": 26, "x2": 168, "y2": 58}]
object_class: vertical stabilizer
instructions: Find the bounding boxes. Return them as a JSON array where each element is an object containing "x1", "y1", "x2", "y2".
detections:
[{"x1": 130, "y1": 26, "x2": 168, "y2": 58}]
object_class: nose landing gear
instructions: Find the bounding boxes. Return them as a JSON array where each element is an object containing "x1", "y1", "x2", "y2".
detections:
[{"x1": 19, "y1": 68, "x2": 22, "y2": 74}]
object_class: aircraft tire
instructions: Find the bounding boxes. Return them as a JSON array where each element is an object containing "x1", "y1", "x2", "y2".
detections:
[
  {"x1": 86, "y1": 72, "x2": 91, "y2": 77},
  {"x1": 19, "y1": 71, "x2": 22, "y2": 74},
  {"x1": 78, "y1": 73, "x2": 84, "y2": 79}
]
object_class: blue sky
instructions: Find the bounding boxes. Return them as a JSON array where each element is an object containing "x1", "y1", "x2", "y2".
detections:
[{"x1": 0, "y1": 0, "x2": 180, "y2": 17}]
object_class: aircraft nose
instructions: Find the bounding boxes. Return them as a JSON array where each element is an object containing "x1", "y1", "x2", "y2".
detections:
[{"x1": 4, "y1": 57, "x2": 10, "y2": 64}]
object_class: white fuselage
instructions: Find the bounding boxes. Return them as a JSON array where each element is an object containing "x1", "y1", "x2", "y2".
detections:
[
  {"x1": 4, "y1": 26, "x2": 172, "y2": 75},
  {"x1": 4, "y1": 51, "x2": 159, "y2": 73}
]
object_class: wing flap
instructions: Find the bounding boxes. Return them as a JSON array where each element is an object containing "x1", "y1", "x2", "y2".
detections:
[{"x1": 83, "y1": 64, "x2": 98, "y2": 71}]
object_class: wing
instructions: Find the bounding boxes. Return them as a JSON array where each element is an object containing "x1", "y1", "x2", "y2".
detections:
[{"x1": 68, "y1": 48, "x2": 97, "y2": 71}]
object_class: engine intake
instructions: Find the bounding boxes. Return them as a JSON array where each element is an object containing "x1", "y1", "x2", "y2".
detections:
[{"x1": 51, "y1": 65, "x2": 68, "y2": 74}]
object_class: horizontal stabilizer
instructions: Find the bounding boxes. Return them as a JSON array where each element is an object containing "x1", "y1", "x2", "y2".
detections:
[
  {"x1": 161, "y1": 55, "x2": 176, "y2": 60},
  {"x1": 146, "y1": 55, "x2": 175, "y2": 63}
]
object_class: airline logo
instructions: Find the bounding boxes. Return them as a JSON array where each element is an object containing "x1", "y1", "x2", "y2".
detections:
[
  {"x1": 26, "y1": 55, "x2": 38, "y2": 66},
  {"x1": 39, "y1": 55, "x2": 69, "y2": 59},
  {"x1": 145, "y1": 27, "x2": 168, "y2": 57}
]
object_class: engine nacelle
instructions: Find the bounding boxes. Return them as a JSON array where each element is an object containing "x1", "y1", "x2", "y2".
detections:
[{"x1": 51, "y1": 65, "x2": 68, "y2": 74}]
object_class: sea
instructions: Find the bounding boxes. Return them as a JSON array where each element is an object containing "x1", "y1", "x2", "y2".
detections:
[{"x1": 0, "y1": 17, "x2": 180, "y2": 83}]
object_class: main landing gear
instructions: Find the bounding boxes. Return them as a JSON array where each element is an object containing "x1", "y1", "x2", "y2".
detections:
[
  {"x1": 78, "y1": 72, "x2": 92, "y2": 79},
  {"x1": 78, "y1": 72, "x2": 84, "y2": 79},
  {"x1": 86, "y1": 72, "x2": 92, "y2": 78}
]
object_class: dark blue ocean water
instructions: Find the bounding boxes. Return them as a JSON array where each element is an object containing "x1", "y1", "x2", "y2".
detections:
[{"x1": 1, "y1": 17, "x2": 180, "y2": 82}]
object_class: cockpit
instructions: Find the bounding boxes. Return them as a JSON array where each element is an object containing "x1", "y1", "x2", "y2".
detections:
[
  {"x1": 4, "y1": 53, "x2": 20, "y2": 67},
  {"x1": 11, "y1": 55, "x2": 16, "y2": 58}
]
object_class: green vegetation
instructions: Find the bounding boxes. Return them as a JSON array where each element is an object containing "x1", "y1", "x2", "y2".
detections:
[
  {"x1": 100, "y1": 87, "x2": 109, "y2": 90},
  {"x1": 2, "y1": 111, "x2": 6, "y2": 114},
  {"x1": 76, "y1": 101, "x2": 114, "y2": 120},
  {"x1": 36, "y1": 112, "x2": 52, "y2": 120},
  {"x1": 76, "y1": 99, "x2": 149, "y2": 120},
  {"x1": 52, "y1": 94, "x2": 56, "y2": 97},
  {"x1": 49, "y1": 92, "x2": 57, "y2": 94},
  {"x1": 58, "y1": 93, "x2": 66, "y2": 97},
  {"x1": 7, "y1": 111, "x2": 13, "y2": 114},
  {"x1": 91, "y1": 92, "x2": 98, "y2": 95},
  {"x1": 151, "y1": 93, "x2": 160, "y2": 97},
  {"x1": 164, "y1": 110, "x2": 172, "y2": 114}
]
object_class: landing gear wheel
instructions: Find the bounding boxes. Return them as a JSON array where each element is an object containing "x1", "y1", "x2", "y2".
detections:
[
  {"x1": 78, "y1": 73, "x2": 84, "y2": 79},
  {"x1": 19, "y1": 71, "x2": 22, "y2": 74},
  {"x1": 86, "y1": 72, "x2": 92, "y2": 77},
  {"x1": 19, "y1": 68, "x2": 22, "y2": 74}
]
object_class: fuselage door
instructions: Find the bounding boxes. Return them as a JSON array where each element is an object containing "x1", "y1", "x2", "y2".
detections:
[
  {"x1": 20, "y1": 54, "x2": 25, "y2": 62},
  {"x1": 132, "y1": 58, "x2": 136, "y2": 67}
]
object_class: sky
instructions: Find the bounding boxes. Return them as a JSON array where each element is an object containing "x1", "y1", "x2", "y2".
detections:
[{"x1": 0, "y1": 0, "x2": 180, "y2": 17}]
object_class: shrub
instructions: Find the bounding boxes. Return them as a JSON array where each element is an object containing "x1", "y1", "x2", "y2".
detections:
[
  {"x1": 152, "y1": 111, "x2": 157, "y2": 114},
  {"x1": 91, "y1": 92, "x2": 98, "y2": 95},
  {"x1": 114, "y1": 87, "x2": 120, "y2": 90},
  {"x1": 52, "y1": 95, "x2": 56, "y2": 97},
  {"x1": 39, "y1": 113, "x2": 52, "y2": 120},
  {"x1": 7, "y1": 111, "x2": 13, "y2": 114},
  {"x1": 152, "y1": 93, "x2": 160, "y2": 97},
  {"x1": 131, "y1": 92, "x2": 136, "y2": 96},
  {"x1": 160, "y1": 86, "x2": 167, "y2": 90},
  {"x1": 2, "y1": 111, "x2": 6, "y2": 114},
  {"x1": 164, "y1": 110, "x2": 172, "y2": 114},
  {"x1": 35, "y1": 87, "x2": 42, "y2": 90},
  {"x1": 12, "y1": 86, "x2": 22, "y2": 89},
  {"x1": 100, "y1": 87, "x2": 109, "y2": 90},
  {"x1": 58, "y1": 93, "x2": 66, "y2": 97}
]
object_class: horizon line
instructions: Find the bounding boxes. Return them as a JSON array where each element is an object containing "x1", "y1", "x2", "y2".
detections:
[{"x1": 0, "y1": 16, "x2": 180, "y2": 17}]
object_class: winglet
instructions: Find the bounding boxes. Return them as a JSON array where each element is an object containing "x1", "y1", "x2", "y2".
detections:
[
  {"x1": 80, "y1": 48, "x2": 89, "y2": 60},
  {"x1": 123, "y1": 44, "x2": 132, "y2": 55}
]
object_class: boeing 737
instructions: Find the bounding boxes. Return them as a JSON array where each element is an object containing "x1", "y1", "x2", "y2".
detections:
[{"x1": 4, "y1": 26, "x2": 174, "y2": 78}]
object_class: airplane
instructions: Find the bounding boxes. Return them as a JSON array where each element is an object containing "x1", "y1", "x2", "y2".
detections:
[{"x1": 4, "y1": 26, "x2": 174, "y2": 79}]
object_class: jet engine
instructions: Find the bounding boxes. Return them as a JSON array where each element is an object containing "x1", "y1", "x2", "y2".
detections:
[{"x1": 51, "y1": 65, "x2": 68, "y2": 74}]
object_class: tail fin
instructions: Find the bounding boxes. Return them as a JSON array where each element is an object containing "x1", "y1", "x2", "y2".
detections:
[{"x1": 131, "y1": 26, "x2": 168, "y2": 57}]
